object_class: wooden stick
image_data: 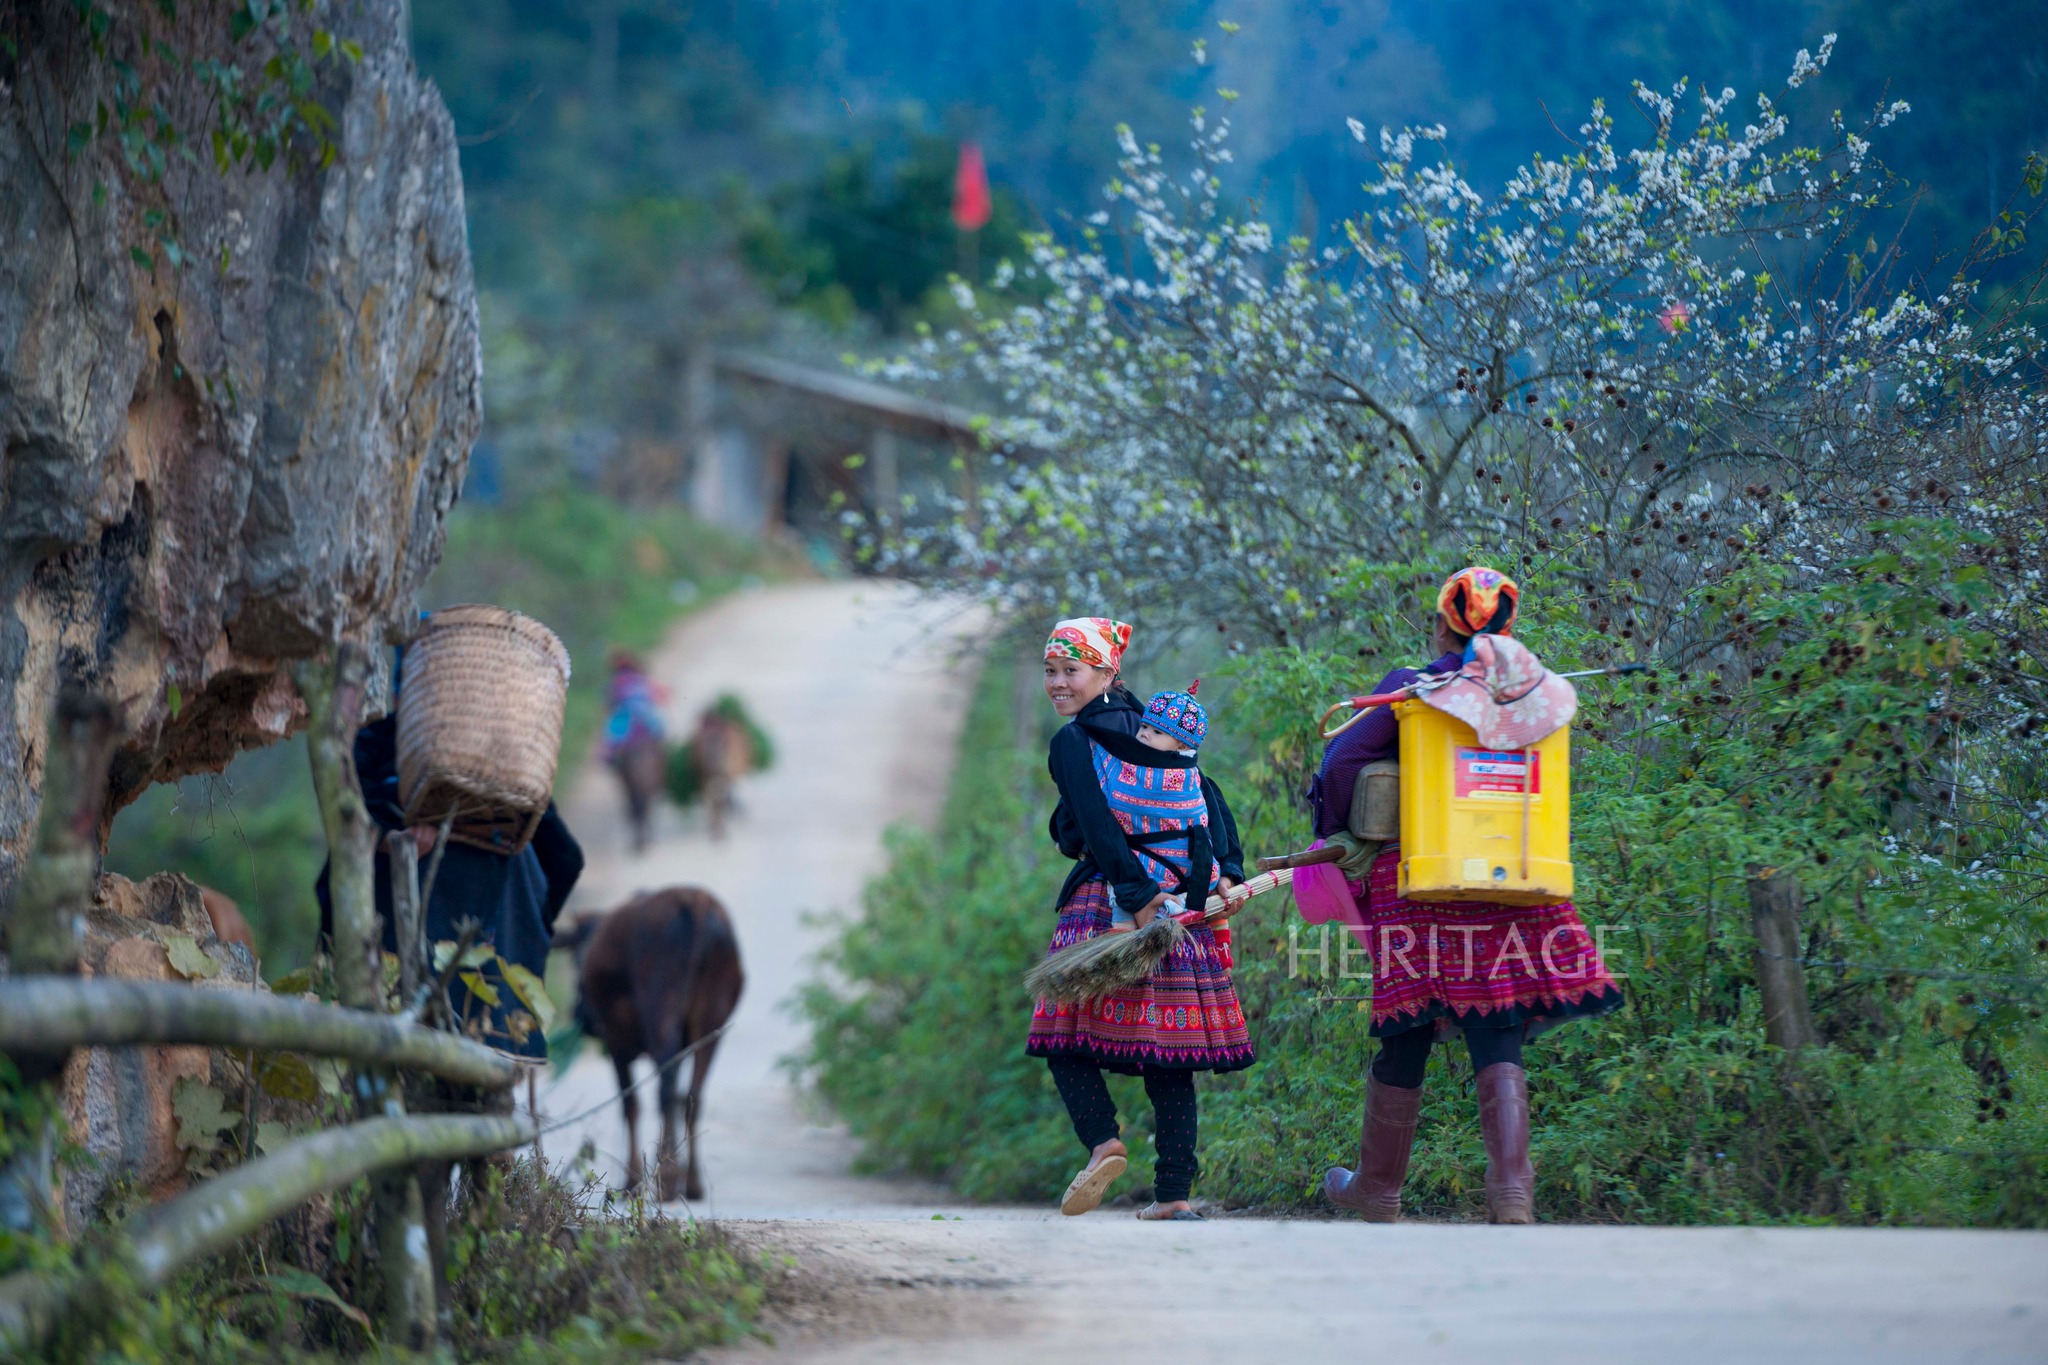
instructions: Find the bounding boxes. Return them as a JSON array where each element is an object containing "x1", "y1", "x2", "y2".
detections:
[
  {"x1": 387, "y1": 831, "x2": 424, "y2": 1006},
  {"x1": 1318, "y1": 689, "x2": 1413, "y2": 739},
  {"x1": 297, "y1": 646, "x2": 439, "y2": 1345},
  {"x1": 0, "y1": 685, "x2": 119, "y2": 1232},
  {"x1": 0, "y1": 979, "x2": 519, "y2": 1088},
  {"x1": 1316, "y1": 663, "x2": 1648, "y2": 740},
  {"x1": 295, "y1": 646, "x2": 377, "y2": 1013},
  {"x1": 417, "y1": 811, "x2": 456, "y2": 915},
  {"x1": 1254, "y1": 845, "x2": 1345, "y2": 873},
  {"x1": 416, "y1": 917, "x2": 483, "y2": 1028},
  {"x1": 7, "y1": 685, "x2": 119, "y2": 977}
]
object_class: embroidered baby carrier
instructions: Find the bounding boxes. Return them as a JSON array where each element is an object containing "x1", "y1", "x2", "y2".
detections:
[{"x1": 1088, "y1": 742, "x2": 1217, "y2": 905}]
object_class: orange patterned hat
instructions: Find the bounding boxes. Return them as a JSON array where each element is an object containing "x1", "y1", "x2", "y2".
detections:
[
  {"x1": 1437, "y1": 566, "x2": 1519, "y2": 637},
  {"x1": 1045, "y1": 617, "x2": 1132, "y2": 671}
]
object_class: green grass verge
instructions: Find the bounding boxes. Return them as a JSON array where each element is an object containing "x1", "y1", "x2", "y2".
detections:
[{"x1": 36, "y1": 1158, "x2": 764, "y2": 1363}]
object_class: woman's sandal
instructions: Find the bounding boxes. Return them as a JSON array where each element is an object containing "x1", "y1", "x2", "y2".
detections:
[
  {"x1": 1135, "y1": 1202, "x2": 1205, "y2": 1221},
  {"x1": 1058, "y1": 1151, "x2": 1128, "y2": 1216}
]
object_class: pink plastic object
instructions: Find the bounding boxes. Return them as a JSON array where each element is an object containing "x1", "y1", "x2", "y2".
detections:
[{"x1": 1290, "y1": 841, "x2": 1372, "y2": 947}]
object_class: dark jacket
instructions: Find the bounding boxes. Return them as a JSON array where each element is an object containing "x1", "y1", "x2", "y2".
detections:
[
  {"x1": 1046, "y1": 689, "x2": 1245, "y2": 915},
  {"x1": 1309, "y1": 649, "x2": 1463, "y2": 838},
  {"x1": 317, "y1": 714, "x2": 583, "y2": 1057}
]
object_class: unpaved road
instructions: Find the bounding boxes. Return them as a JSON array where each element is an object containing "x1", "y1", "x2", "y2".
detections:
[{"x1": 543, "y1": 581, "x2": 2048, "y2": 1365}]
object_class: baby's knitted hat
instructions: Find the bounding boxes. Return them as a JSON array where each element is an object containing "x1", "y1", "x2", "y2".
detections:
[{"x1": 1143, "y1": 680, "x2": 1207, "y2": 750}]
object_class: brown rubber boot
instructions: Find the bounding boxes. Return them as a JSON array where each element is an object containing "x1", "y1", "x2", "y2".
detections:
[
  {"x1": 1322, "y1": 1076, "x2": 1423, "y2": 1222},
  {"x1": 1475, "y1": 1063, "x2": 1535, "y2": 1224}
]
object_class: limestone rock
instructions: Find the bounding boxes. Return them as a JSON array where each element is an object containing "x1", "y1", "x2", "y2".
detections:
[
  {"x1": 0, "y1": 0, "x2": 480, "y2": 899},
  {"x1": 59, "y1": 872, "x2": 265, "y2": 1223}
]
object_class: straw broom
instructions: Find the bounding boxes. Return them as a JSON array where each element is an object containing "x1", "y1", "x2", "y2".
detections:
[{"x1": 1023, "y1": 856, "x2": 1327, "y2": 1004}]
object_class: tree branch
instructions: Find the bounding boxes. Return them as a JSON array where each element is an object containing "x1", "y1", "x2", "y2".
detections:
[{"x1": 0, "y1": 979, "x2": 519, "y2": 1089}]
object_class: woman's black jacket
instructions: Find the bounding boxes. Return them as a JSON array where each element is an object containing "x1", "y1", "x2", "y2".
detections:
[{"x1": 1045, "y1": 690, "x2": 1244, "y2": 916}]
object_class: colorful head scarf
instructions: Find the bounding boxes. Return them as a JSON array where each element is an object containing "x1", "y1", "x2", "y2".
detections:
[
  {"x1": 1143, "y1": 681, "x2": 1207, "y2": 750},
  {"x1": 1044, "y1": 617, "x2": 1132, "y2": 672},
  {"x1": 1437, "y1": 566, "x2": 1519, "y2": 637}
]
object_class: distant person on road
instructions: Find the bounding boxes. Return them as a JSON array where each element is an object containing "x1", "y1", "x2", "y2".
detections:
[
  {"x1": 605, "y1": 649, "x2": 669, "y2": 853},
  {"x1": 1311, "y1": 566, "x2": 1622, "y2": 1224},
  {"x1": 603, "y1": 649, "x2": 668, "y2": 758},
  {"x1": 1026, "y1": 617, "x2": 1253, "y2": 1222}
]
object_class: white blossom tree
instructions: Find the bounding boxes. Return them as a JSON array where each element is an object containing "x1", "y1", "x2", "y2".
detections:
[{"x1": 868, "y1": 34, "x2": 2045, "y2": 673}]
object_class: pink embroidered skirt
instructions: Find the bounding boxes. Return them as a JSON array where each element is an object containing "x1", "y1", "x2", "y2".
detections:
[
  {"x1": 1358, "y1": 845, "x2": 1622, "y2": 1037},
  {"x1": 1025, "y1": 879, "x2": 1256, "y2": 1074}
]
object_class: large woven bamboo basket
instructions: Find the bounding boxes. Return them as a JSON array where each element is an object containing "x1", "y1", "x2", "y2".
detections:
[{"x1": 397, "y1": 605, "x2": 571, "y2": 854}]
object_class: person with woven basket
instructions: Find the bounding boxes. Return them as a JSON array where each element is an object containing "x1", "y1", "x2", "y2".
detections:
[
  {"x1": 318, "y1": 637, "x2": 584, "y2": 1059},
  {"x1": 1309, "y1": 567, "x2": 1622, "y2": 1223}
]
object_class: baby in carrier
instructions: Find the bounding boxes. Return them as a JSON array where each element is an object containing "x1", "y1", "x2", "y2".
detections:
[{"x1": 1106, "y1": 685, "x2": 1215, "y2": 931}]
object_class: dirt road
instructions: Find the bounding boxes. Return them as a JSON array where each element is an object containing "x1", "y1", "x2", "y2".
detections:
[{"x1": 543, "y1": 581, "x2": 2048, "y2": 1365}]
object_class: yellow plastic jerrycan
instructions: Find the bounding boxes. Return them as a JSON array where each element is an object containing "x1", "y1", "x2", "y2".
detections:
[{"x1": 1394, "y1": 699, "x2": 1572, "y2": 905}]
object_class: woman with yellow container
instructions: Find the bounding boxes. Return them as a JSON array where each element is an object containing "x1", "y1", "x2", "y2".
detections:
[{"x1": 1307, "y1": 567, "x2": 1621, "y2": 1223}]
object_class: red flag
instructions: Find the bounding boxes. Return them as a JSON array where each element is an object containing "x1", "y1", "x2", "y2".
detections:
[{"x1": 952, "y1": 141, "x2": 992, "y2": 232}]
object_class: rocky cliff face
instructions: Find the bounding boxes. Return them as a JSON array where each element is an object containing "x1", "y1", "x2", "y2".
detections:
[{"x1": 0, "y1": 0, "x2": 479, "y2": 897}]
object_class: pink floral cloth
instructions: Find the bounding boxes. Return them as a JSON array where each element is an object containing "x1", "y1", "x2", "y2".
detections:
[{"x1": 1418, "y1": 634, "x2": 1577, "y2": 749}]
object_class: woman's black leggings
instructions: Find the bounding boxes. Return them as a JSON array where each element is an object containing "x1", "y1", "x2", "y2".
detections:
[
  {"x1": 1369, "y1": 1018, "x2": 1524, "y2": 1088},
  {"x1": 1046, "y1": 1057, "x2": 1199, "y2": 1204}
]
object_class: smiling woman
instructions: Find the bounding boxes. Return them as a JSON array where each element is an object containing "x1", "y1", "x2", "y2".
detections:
[
  {"x1": 1041, "y1": 639, "x2": 1122, "y2": 721},
  {"x1": 1025, "y1": 616, "x2": 1254, "y2": 1221}
]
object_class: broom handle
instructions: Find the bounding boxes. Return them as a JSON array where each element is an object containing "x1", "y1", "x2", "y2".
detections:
[{"x1": 1184, "y1": 867, "x2": 1294, "y2": 925}]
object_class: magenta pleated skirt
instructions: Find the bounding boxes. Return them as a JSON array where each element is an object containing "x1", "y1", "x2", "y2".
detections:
[{"x1": 1025, "y1": 879, "x2": 1255, "y2": 1074}]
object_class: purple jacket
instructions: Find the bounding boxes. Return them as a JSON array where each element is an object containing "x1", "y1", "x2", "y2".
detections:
[{"x1": 1309, "y1": 650, "x2": 1462, "y2": 838}]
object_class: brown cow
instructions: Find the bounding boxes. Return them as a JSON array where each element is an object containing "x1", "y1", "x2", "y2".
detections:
[{"x1": 560, "y1": 887, "x2": 743, "y2": 1200}]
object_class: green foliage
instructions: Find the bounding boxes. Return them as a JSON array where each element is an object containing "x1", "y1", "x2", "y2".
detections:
[
  {"x1": 52, "y1": 0, "x2": 362, "y2": 276},
  {"x1": 106, "y1": 494, "x2": 771, "y2": 978},
  {"x1": 439, "y1": 1163, "x2": 763, "y2": 1361},
  {"x1": 740, "y1": 131, "x2": 1039, "y2": 332},
  {"x1": 0, "y1": 1058, "x2": 71, "y2": 1281},
  {"x1": 664, "y1": 740, "x2": 703, "y2": 808},
  {"x1": 104, "y1": 740, "x2": 325, "y2": 978},
  {"x1": 802, "y1": 531, "x2": 2048, "y2": 1223},
  {"x1": 30, "y1": 1158, "x2": 763, "y2": 1363}
]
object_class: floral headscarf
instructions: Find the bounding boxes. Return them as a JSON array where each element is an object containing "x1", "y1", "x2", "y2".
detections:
[
  {"x1": 1437, "y1": 566, "x2": 1519, "y2": 637},
  {"x1": 1044, "y1": 617, "x2": 1132, "y2": 672}
]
